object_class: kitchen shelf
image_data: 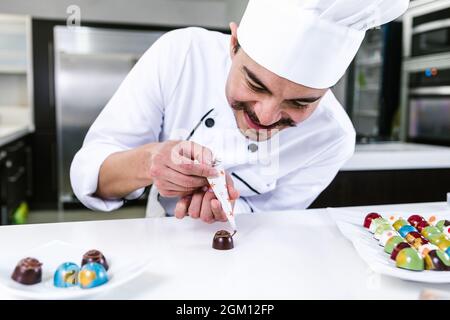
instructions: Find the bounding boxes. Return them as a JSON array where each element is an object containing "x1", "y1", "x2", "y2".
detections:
[
  {"x1": 354, "y1": 109, "x2": 379, "y2": 117},
  {"x1": 0, "y1": 66, "x2": 26, "y2": 74}
]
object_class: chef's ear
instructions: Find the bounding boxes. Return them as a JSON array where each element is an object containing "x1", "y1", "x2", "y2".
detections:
[{"x1": 229, "y1": 22, "x2": 239, "y2": 57}]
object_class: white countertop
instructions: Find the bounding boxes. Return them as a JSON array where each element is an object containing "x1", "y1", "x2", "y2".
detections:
[
  {"x1": 0, "y1": 124, "x2": 31, "y2": 147},
  {"x1": 342, "y1": 142, "x2": 450, "y2": 171},
  {"x1": 1, "y1": 202, "x2": 449, "y2": 300}
]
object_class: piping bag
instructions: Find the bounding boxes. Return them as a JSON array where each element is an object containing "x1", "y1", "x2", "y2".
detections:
[{"x1": 203, "y1": 159, "x2": 237, "y2": 232}]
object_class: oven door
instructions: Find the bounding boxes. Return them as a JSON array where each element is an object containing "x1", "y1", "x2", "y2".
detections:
[
  {"x1": 411, "y1": 7, "x2": 450, "y2": 57},
  {"x1": 408, "y1": 87, "x2": 450, "y2": 145}
]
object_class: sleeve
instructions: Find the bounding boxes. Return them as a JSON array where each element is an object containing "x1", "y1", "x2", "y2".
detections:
[
  {"x1": 70, "y1": 29, "x2": 190, "y2": 212},
  {"x1": 243, "y1": 132, "x2": 356, "y2": 212}
]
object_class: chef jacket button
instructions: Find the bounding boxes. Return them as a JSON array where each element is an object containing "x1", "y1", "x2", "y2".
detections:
[
  {"x1": 205, "y1": 118, "x2": 215, "y2": 128},
  {"x1": 248, "y1": 143, "x2": 258, "y2": 152}
]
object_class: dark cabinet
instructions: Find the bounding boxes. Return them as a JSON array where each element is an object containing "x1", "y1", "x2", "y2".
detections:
[
  {"x1": 310, "y1": 169, "x2": 450, "y2": 208},
  {"x1": 0, "y1": 137, "x2": 32, "y2": 225}
]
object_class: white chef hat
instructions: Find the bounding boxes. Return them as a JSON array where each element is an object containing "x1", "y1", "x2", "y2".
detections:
[{"x1": 237, "y1": 0, "x2": 410, "y2": 89}]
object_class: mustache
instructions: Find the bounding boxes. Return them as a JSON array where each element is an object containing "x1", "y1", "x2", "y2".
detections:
[{"x1": 231, "y1": 101, "x2": 296, "y2": 129}]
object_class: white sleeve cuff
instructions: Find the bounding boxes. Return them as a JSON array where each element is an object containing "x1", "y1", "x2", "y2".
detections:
[
  {"x1": 70, "y1": 143, "x2": 129, "y2": 212},
  {"x1": 124, "y1": 187, "x2": 146, "y2": 200}
]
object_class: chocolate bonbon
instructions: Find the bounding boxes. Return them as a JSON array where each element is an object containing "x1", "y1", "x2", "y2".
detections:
[
  {"x1": 11, "y1": 257, "x2": 42, "y2": 285},
  {"x1": 393, "y1": 219, "x2": 408, "y2": 231},
  {"x1": 390, "y1": 242, "x2": 411, "y2": 261},
  {"x1": 435, "y1": 220, "x2": 450, "y2": 232},
  {"x1": 369, "y1": 217, "x2": 387, "y2": 233},
  {"x1": 54, "y1": 262, "x2": 80, "y2": 288},
  {"x1": 364, "y1": 212, "x2": 381, "y2": 229},
  {"x1": 421, "y1": 226, "x2": 441, "y2": 238},
  {"x1": 81, "y1": 249, "x2": 109, "y2": 271},
  {"x1": 78, "y1": 262, "x2": 108, "y2": 289},
  {"x1": 398, "y1": 225, "x2": 417, "y2": 238},
  {"x1": 384, "y1": 236, "x2": 405, "y2": 254},
  {"x1": 396, "y1": 247, "x2": 424, "y2": 271},
  {"x1": 424, "y1": 250, "x2": 450, "y2": 271},
  {"x1": 212, "y1": 230, "x2": 235, "y2": 250},
  {"x1": 407, "y1": 215, "x2": 426, "y2": 228}
]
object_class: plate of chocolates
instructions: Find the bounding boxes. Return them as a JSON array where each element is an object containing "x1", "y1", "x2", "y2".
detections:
[
  {"x1": 0, "y1": 240, "x2": 151, "y2": 299},
  {"x1": 329, "y1": 208, "x2": 450, "y2": 283}
]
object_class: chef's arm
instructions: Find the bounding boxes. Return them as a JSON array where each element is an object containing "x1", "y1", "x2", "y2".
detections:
[{"x1": 95, "y1": 143, "x2": 155, "y2": 199}]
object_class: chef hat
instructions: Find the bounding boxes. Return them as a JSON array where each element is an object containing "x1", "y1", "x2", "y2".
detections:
[{"x1": 237, "y1": 0, "x2": 410, "y2": 89}]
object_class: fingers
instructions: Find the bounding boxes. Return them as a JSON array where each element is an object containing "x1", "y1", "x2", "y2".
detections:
[
  {"x1": 169, "y1": 142, "x2": 218, "y2": 178},
  {"x1": 169, "y1": 154, "x2": 218, "y2": 178},
  {"x1": 199, "y1": 191, "x2": 215, "y2": 224},
  {"x1": 178, "y1": 141, "x2": 214, "y2": 165},
  {"x1": 174, "y1": 195, "x2": 191, "y2": 219},
  {"x1": 187, "y1": 191, "x2": 204, "y2": 219},
  {"x1": 158, "y1": 167, "x2": 207, "y2": 190},
  {"x1": 211, "y1": 199, "x2": 227, "y2": 222}
]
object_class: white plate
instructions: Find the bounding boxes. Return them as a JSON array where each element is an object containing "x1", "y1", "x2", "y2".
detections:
[
  {"x1": 328, "y1": 208, "x2": 450, "y2": 283},
  {"x1": 0, "y1": 240, "x2": 151, "y2": 299}
]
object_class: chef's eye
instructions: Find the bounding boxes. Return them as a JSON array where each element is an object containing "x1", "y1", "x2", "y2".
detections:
[
  {"x1": 246, "y1": 80, "x2": 266, "y2": 93},
  {"x1": 291, "y1": 101, "x2": 309, "y2": 109}
]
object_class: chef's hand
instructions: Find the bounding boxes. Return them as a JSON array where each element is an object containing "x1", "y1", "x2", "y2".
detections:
[
  {"x1": 174, "y1": 173, "x2": 239, "y2": 223},
  {"x1": 149, "y1": 140, "x2": 218, "y2": 197}
]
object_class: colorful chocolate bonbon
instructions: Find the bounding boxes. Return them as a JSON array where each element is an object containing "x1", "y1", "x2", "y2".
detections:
[
  {"x1": 364, "y1": 212, "x2": 381, "y2": 229},
  {"x1": 407, "y1": 215, "x2": 426, "y2": 228},
  {"x1": 54, "y1": 262, "x2": 80, "y2": 288},
  {"x1": 393, "y1": 219, "x2": 408, "y2": 231},
  {"x1": 384, "y1": 236, "x2": 405, "y2": 254},
  {"x1": 363, "y1": 212, "x2": 449, "y2": 272},
  {"x1": 398, "y1": 225, "x2": 417, "y2": 238},
  {"x1": 424, "y1": 250, "x2": 450, "y2": 271},
  {"x1": 78, "y1": 262, "x2": 108, "y2": 289},
  {"x1": 396, "y1": 247, "x2": 424, "y2": 271}
]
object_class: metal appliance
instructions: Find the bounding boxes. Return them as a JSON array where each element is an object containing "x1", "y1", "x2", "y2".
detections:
[
  {"x1": 401, "y1": 0, "x2": 450, "y2": 145},
  {"x1": 54, "y1": 26, "x2": 164, "y2": 207}
]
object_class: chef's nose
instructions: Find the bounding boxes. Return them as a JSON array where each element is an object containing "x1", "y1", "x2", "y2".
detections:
[{"x1": 253, "y1": 99, "x2": 282, "y2": 126}]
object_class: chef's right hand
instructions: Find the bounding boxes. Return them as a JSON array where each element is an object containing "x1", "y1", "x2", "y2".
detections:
[{"x1": 149, "y1": 140, "x2": 218, "y2": 197}]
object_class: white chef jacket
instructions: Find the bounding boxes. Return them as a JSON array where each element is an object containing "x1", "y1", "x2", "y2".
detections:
[{"x1": 70, "y1": 27, "x2": 356, "y2": 215}]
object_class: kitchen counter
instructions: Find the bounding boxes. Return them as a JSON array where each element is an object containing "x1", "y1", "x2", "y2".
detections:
[
  {"x1": 342, "y1": 142, "x2": 450, "y2": 171},
  {"x1": 0, "y1": 124, "x2": 31, "y2": 148},
  {"x1": 0, "y1": 202, "x2": 449, "y2": 299}
]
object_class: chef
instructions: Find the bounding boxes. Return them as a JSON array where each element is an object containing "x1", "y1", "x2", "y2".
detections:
[{"x1": 71, "y1": 0, "x2": 409, "y2": 222}]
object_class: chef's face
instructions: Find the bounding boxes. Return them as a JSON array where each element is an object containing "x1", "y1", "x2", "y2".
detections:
[{"x1": 225, "y1": 23, "x2": 328, "y2": 141}]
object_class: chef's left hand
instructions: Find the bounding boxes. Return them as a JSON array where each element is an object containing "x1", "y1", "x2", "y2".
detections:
[{"x1": 174, "y1": 173, "x2": 239, "y2": 223}]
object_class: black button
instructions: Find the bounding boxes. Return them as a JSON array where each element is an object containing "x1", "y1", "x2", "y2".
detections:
[
  {"x1": 248, "y1": 143, "x2": 258, "y2": 152},
  {"x1": 205, "y1": 118, "x2": 215, "y2": 128}
]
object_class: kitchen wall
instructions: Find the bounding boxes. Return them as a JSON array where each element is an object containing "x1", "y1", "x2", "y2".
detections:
[{"x1": 0, "y1": 0, "x2": 248, "y2": 29}]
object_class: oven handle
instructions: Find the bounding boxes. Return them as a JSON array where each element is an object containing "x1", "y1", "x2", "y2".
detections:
[
  {"x1": 413, "y1": 18, "x2": 450, "y2": 34},
  {"x1": 409, "y1": 86, "x2": 450, "y2": 95}
]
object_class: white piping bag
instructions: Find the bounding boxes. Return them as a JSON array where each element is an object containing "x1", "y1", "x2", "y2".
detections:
[{"x1": 206, "y1": 161, "x2": 237, "y2": 232}]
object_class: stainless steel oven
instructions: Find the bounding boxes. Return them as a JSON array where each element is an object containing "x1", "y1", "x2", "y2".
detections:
[
  {"x1": 400, "y1": 0, "x2": 450, "y2": 144},
  {"x1": 411, "y1": 6, "x2": 450, "y2": 57},
  {"x1": 404, "y1": 0, "x2": 450, "y2": 58},
  {"x1": 408, "y1": 66, "x2": 450, "y2": 144}
]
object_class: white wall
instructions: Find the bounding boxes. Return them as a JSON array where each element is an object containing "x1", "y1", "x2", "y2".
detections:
[{"x1": 0, "y1": 0, "x2": 249, "y2": 29}]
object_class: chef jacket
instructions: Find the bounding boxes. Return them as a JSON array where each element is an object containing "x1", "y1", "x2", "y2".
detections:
[{"x1": 70, "y1": 27, "x2": 356, "y2": 215}]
